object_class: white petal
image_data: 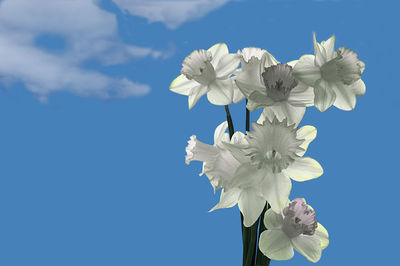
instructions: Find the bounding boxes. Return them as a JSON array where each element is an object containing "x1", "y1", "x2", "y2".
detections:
[
  {"x1": 263, "y1": 50, "x2": 279, "y2": 67},
  {"x1": 292, "y1": 55, "x2": 322, "y2": 87},
  {"x1": 207, "y1": 79, "x2": 234, "y2": 105},
  {"x1": 351, "y1": 79, "x2": 366, "y2": 96},
  {"x1": 247, "y1": 91, "x2": 275, "y2": 111},
  {"x1": 238, "y1": 189, "x2": 266, "y2": 227},
  {"x1": 215, "y1": 54, "x2": 241, "y2": 79},
  {"x1": 230, "y1": 131, "x2": 247, "y2": 145},
  {"x1": 220, "y1": 141, "x2": 250, "y2": 164},
  {"x1": 188, "y1": 85, "x2": 208, "y2": 109},
  {"x1": 214, "y1": 121, "x2": 228, "y2": 145},
  {"x1": 331, "y1": 82, "x2": 356, "y2": 111},
  {"x1": 313, "y1": 33, "x2": 328, "y2": 67},
  {"x1": 235, "y1": 79, "x2": 266, "y2": 99},
  {"x1": 296, "y1": 126, "x2": 317, "y2": 157},
  {"x1": 232, "y1": 85, "x2": 245, "y2": 103},
  {"x1": 260, "y1": 171, "x2": 292, "y2": 213},
  {"x1": 286, "y1": 60, "x2": 298, "y2": 68},
  {"x1": 263, "y1": 208, "x2": 283, "y2": 229},
  {"x1": 169, "y1": 74, "x2": 198, "y2": 95},
  {"x1": 257, "y1": 102, "x2": 305, "y2": 127},
  {"x1": 259, "y1": 229, "x2": 294, "y2": 261},
  {"x1": 234, "y1": 54, "x2": 266, "y2": 96},
  {"x1": 209, "y1": 188, "x2": 241, "y2": 212},
  {"x1": 287, "y1": 83, "x2": 314, "y2": 107},
  {"x1": 291, "y1": 234, "x2": 322, "y2": 263},
  {"x1": 315, "y1": 223, "x2": 329, "y2": 250},
  {"x1": 314, "y1": 79, "x2": 336, "y2": 112},
  {"x1": 208, "y1": 43, "x2": 229, "y2": 66},
  {"x1": 284, "y1": 157, "x2": 323, "y2": 182},
  {"x1": 320, "y1": 35, "x2": 336, "y2": 61},
  {"x1": 230, "y1": 164, "x2": 265, "y2": 189}
]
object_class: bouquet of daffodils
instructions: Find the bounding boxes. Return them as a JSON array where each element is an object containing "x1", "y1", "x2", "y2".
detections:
[{"x1": 169, "y1": 33, "x2": 365, "y2": 265}]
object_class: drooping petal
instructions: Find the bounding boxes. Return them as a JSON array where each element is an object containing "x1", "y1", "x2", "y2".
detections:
[
  {"x1": 313, "y1": 33, "x2": 328, "y2": 67},
  {"x1": 238, "y1": 188, "x2": 266, "y2": 227},
  {"x1": 213, "y1": 121, "x2": 228, "y2": 145},
  {"x1": 169, "y1": 74, "x2": 198, "y2": 95},
  {"x1": 331, "y1": 81, "x2": 356, "y2": 111},
  {"x1": 259, "y1": 229, "x2": 294, "y2": 261},
  {"x1": 263, "y1": 208, "x2": 284, "y2": 229},
  {"x1": 207, "y1": 79, "x2": 234, "y2": 105},
  {"x1": 188, "y1": 85, "x2": 208, "y2": 109},
  {"x1": 284, "y1": 157, "x2": 323, "y2": 182},
  {"x1": 287, "y1": 83, "x2": 314, "y2": 107},
  {"x1": 291, "y1": 234, "x2": 322, "y2": 263},
  {"x1": 257, "y1": 102, "x2": 305, "y2": 127},
  {"x1": 314, "y1": 79, "x2": 336, "y2": 112},
  {"x1": 296, "y1": 126, "x2": 317, "y2": 157},
  {"x1": 260, "y1": 171, "x2": 292, "y2": 213},
  {"x1": 315, "y1": 223, "x2": 329, "y2": 250},
  {"x1": 208, "y1": 43, "x2": 229, "y2": 66},
  {"x1": 215, "y1": 54, "x2": 241, "y2": 79},
  {"x1": 292, "y1": 55, "x2": 322, "y2": 87},
  {"x1": 209, "y1": 187, "x2": 241, "y2": 212}
]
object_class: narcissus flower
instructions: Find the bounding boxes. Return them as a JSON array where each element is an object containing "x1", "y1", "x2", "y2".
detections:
[
  {"x1": 170, "y1": 43, "x2": 242, "y2": 109},
  {"x1": 235, "y1": 48, "x2": 314, "y2": 126},
  {"x1": 185, "y1": 121, "x2": 241, "y2": 191},
  {"x1": 185, "y1": 121, "x2": 269, "y2": 227},
  {"x1": 221, "y1": 117, "x2": 323, "y2": 217},
  {"x1": 258, "y1": 198, "x2": 329, "y2": 262},
  {"x1": 292, "y1": 33, "x2": 366, "y2": 112}
]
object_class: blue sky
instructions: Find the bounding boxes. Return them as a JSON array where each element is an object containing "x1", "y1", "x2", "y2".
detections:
[{"x1": 0, "y1": 0, "x2": 398, "y2": 265}]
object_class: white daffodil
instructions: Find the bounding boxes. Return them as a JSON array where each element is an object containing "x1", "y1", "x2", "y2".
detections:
[
  {"x1": 292, "y1": 33, "x2": 366, "y2": 112},
  {"x1": 221, "y1": 117, "x2": 323, "y2": 218},
  {"x1": 235, "y1": 48, "x2": 314, "y2": 126},
  {"x1": 185, "y1": 121, "x2": 267, "y2": 227},
  {"x1": 185, "y1": 121, "x2": 241, "y2": 191},
  {"x1": 170, "y1": 43, "x2": 242, "y2": 109},
  {"x1": 258, "y1": 198, "x2": 329, "y2": 263}
]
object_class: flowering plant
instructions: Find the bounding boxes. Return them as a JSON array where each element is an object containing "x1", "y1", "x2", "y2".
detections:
[{"x1": 170, "y1": 34, "x2": 365, "y2": 265}]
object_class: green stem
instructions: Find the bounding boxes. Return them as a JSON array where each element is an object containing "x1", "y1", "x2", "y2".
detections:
[
  {"x1": 242, "y1": 100, "x2": 258, "y2": 266},
  {"x1": 224, "y1": 105, "x2": 253, "y2": 266},
  {"x1": 224, "y1": 105, "x2": 235, "y2": 138}
]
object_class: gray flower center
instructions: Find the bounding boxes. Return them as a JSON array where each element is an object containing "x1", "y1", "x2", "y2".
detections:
[
  {"x1": 261, "y1": 64, "x2": 298, "y2": 101},
  {"x1": 320, "y1": 47, "x2": 363, "y2": 85}
]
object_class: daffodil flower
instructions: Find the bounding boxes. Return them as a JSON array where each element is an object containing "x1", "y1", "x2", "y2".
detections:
[
  {"x1": 235, "y1": 48, "x2": 314, "y2": 126},
  {"x1": 185, "y1": 121, "x2": 269, "y2": 227},
  {"x1": 292, "y1": 33, "x2": 366, "y2": 112},
  {"x1": 185, "y1": 121, "x2": 242, "y2": 191},
  {"x1": 258, "y1": 198, "x2": 329, "y2": 262},
  {"x1": 220, "y1": 117, "x2": 323, "y2": 220},
  {"x1": 170, "y1": 43, "x2": 242, "y2": 109}
]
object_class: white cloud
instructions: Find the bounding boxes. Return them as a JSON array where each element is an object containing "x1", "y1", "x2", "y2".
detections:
[
  {"x1": 0, "y1": 0, "x2": 163, "y2": 101},
  {"x1": 113, "y1": 0, "x2": 233, "y2": 29}
]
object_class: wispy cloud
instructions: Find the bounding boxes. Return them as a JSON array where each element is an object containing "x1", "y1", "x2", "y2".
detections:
[
  {"x1": 113, "y1": 0, "x2": 233, "y2": 29},
  {"x1": 0, "y1": 0, "x2": 164, "y2": 101}
]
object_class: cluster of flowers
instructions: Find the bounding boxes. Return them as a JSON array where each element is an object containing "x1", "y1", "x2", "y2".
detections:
[{"x1": 170, "y1": 33, "x2": 365, "y2": 263}]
